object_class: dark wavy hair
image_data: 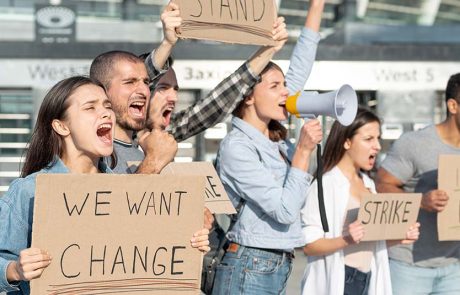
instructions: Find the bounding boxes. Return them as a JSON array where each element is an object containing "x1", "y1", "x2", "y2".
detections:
[
  {"x1": 21, "y1": 76, "x2": 112, "y2": 177},
  {"x1": 321, "y1": 107, "x2": 381, "y2": 173}
]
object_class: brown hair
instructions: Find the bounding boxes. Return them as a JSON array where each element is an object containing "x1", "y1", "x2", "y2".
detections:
[
  {"x1": 322, "y1": 107, "x2": 381, "y2": 173},
  {"x1": 90, "y1": 50, "x2": 144, "y2": 89},
  {"x1": 21, "y1": 76, "x2": 115, "y2": 177}
]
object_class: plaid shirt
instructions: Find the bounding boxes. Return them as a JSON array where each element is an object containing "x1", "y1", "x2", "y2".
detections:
[{"x1": 145, "y1": 54, "x2": 258, "y2": 142}]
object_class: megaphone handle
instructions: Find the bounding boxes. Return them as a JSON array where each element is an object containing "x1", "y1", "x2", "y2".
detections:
[{"x1": 316, "y1": 144, "x2": 329, "y2": 232}]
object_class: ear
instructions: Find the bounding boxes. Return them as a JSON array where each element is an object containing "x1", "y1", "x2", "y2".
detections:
[
  {"x1": 447, "y1": 98, "x2": 458, "y2": 115},
  {"x1": 52, "y1": 119, "x2": 70, "y2": 136},
  {"x1": 343, "y1": 139, "x2": 351, "y2": 150},
  {"x1": 244, "y1": 95, "x2": 255, "y2": 106}
]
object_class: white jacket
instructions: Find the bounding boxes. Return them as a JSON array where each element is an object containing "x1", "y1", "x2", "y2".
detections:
[{"x1": 300, "y1": 166, "x2": 392, "y2": 295}]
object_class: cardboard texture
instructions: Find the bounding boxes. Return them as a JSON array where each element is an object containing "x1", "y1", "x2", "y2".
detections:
[
  {"x1": 438, "y1": 154, "x2": 460, "y2": 241},
  {"x1": 31, "y1": 174, "x2": 204, "y2": 295},
  {"x1": 357, "y1": 193, "x2": 421, "y2": 241},
  {"x1": 173, "y1": 0, "x2": 277, "y2": 46},
  {"x1": 161, "y1": 162, "x2": 236, "y2": 214}
]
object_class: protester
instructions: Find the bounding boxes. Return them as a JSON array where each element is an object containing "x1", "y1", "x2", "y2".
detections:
[
  {"x1": 210, "y1": 2, "x2": 328, "y2": 293},
  {"x1": 89, "y1": 4, "x2": 289, "y2": 176},
  {"x1": 301, "y1": 107, "x2": 420, "y2": 295},
  {"x1": 376, "y1": 73, "x2": 460, "y2": 294},
  {"x1": 0, "y1": 76, "x2": 210, "y2": 294},
  {"x1": 141, "y1": 2, "x2": 291, "y2": 142}
]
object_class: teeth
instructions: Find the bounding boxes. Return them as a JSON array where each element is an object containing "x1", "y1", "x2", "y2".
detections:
[
  {"x1": 131, "y1": 102, "x2": 144, "y2": 106},
  {"x1": 98, "y1": 124, "x2": 111, "y2": 130}
]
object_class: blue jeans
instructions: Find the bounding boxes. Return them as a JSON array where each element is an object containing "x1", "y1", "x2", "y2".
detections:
[
  {"x1": 344, "y1": 265, "x2": 371, "y2": 295},
  {"x1": 390, "y1": 259, "x2": 460, "y2": 295},
  {"x1": 211, "y1": 244, "x2": 293, "y2": 295}
]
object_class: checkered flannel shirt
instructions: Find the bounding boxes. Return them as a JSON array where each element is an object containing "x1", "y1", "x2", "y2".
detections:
[{"x1": 145, "y1": 53, "x2": 258, "y2": 142}]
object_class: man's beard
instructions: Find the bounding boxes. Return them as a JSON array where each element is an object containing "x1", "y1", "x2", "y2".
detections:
[{"x1": 115, "y1": 112, "x2": 145, "y2": 132}]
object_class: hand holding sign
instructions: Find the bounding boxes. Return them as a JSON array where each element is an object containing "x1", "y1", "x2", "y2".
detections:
[
  {"x1": 272, "y1": 16, "x2": 288, "y2": 52},
  {"x1": 191, "y1": 228, "x2": 211, "y2": 253},
  {"x1": 7, "y1": 248, "x2": 52, "y2": 282},
  {"x1": 161, "y1": 1, "x2": 182, "y2": 46},
  {"x1": 421, "y1": 189, "x2": 449, "y2": 212},
  {"x1": 400, "y1": 222, "x2": 420, "y2": 245},
  {"x1": 344, "y1": 220, "x2": 365, "y2": 245}
]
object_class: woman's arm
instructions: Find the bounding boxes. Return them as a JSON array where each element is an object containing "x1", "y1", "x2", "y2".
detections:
[
  {"x1": 285, "y1": 0, "x2": 325, "y2": 94},
  {"x1": 303, "y1": 220, "x2": 365, "y2": 256}
]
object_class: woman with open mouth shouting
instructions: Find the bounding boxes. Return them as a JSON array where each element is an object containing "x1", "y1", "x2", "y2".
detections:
[
  {"x1": 0, "y1": 76, "x2": 209, "y2": 294},
  {"x1": 300, "y1": 107, "x2": 420, "y2": 295}
]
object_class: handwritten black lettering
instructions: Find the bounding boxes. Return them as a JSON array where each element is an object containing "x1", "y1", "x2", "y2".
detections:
[
  {"x1": 171, "y1": 246, "x2": 186, "y2": 275},
  {"x1": 362, "y1": 201, "x2": 372, "y2": 224},
  {"x1": 253, "y1": 0, "x2": 265, "y2": 21},
  {"x1": 160, "y1": 192, "x2": 171, "y2": 215},
  {"x1": 133, "y1": 246, "x2": 148, "y2": 273},
  {"x1": 205, "y1": 176, "x2": 222, "y2": 199},
  {"x1": 153, "y1": 247, "x2": 167, "y2": 275},
  {"x1": 145, "y1": 192, "x2": 157, "y2": 215},
  {"x1": 126, "y1": 191, "x2": 186, "y2": 216},
  {"x1": 362, "y1": 200, "x2": 413, "y2": 225},
  {"x1": 61, "y1": 244, "x2": 80, "y2": 278},
  {"x1": 380, "y1": 200, "x2": 389, "y2": 224},
  {"x1": 95, "y1": 191, "x2": 111, "y2": 216},
  {"x1": 90, "y1": 245, "x2": 107, "y2": 276},
  {"x1": 220, "y1": 0, "x2": 233, "y2": 19},
  {"x1": 63, "y1": 192, "x2": 89, "y2": 216},
  {"x1": 126, "y1": 192, "x2": 146, "y2": 215},
  {"x1": 392, "y1": 200, "x2": 403, "y2": 223},
  {"x1": 372, "y1": 201, "x2": 382, "y2": 224},
  {"x1": 111, "y1": 246, "x2": 127, "y2": 274},
  {"x1": 190, "y1": 0, "x2": 203, "y2": 17},
  {"x1": 402, "y1": 201, "x2": 412, "y2": 223}
]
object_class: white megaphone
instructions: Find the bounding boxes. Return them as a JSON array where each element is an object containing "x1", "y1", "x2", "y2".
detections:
[{"x1": 285, "y1": 84, "x2": 358, "y2": 126}]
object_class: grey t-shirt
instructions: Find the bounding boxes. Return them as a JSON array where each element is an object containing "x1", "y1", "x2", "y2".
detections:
[
  {"x1": 380, "y1": 125, "x2": 460, "y2": 267},
  {"x1": 107, "y1": 139, "x2": 144, "y2": 174}
]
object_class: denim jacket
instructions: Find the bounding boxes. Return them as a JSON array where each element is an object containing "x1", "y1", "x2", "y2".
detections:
[
  {"x1": 0, "y1": 158, "x2": 111, "y2": 294},
  {"x1": 216, "y1": 118, "x2": 313, "y2": 250},
  {"x1": 215, "y1": 27, "x2": 319, "y2": 251}
]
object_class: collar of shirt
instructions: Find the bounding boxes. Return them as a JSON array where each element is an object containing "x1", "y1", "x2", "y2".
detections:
[
  {"x1": 231, "y1": 117, "x2": 289, "y2": 156},
  {"x1": 43, "y1": 157, "x2": 113, "y2": 174}
]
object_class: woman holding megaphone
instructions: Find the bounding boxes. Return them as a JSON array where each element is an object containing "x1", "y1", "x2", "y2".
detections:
[
  {"x1": 300, "y1": 107, "x2": 420, "y2": 295},
  {"x1": 211, "y1": 1, "x2": 326, "y2": 293}
]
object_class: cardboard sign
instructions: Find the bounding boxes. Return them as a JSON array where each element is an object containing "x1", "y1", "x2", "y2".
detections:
[
  {"x1": 161, "y1": 162, "x2": 236, "y2": 214},
  {"x1": 31, "y1": 174, "x2": 204, "y2": 295},
  {"x1": 357, "y1": 193, "x2": 421, "y2": 241},
  {"x1": 438, "y1": 154, "x2": 460, "y2": 241},
  {"x1": 173, "y1": 0, "x2": 277, "y2": 46}
]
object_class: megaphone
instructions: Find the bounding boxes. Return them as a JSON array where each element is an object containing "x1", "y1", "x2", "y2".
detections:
[{"x1": 285, "y1": 84, "x2": 358, "y2": 126}]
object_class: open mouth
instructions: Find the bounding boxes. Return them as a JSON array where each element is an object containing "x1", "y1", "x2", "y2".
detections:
[
  {"x1": 278, "y1": 102, "x2": 286, "y2": 108},
  {"x1": 129, "y1": 101, "x2": 145, "y2": 118},
  {"x1": 369, "y1": 154, "x2": 377, "y2": 164},
  {"x1": 97, "y1": 123, "x2": 112, "y2": 144},
  {"x1": 162, "y1": 105, "x2": 174, "y2": 126}
]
